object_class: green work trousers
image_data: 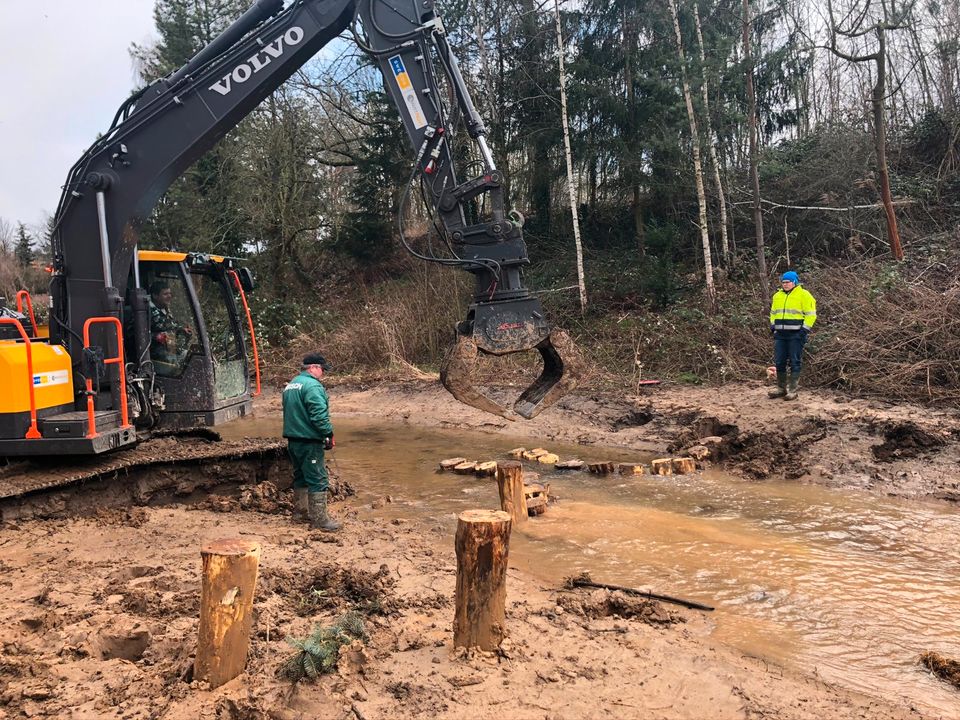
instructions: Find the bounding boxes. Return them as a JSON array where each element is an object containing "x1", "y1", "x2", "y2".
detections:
[{"x1": 287, "y1": 440, "x2": 329, "y2": 493}]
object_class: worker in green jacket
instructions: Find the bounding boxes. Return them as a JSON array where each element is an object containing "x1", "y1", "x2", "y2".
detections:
[
  {"x1": 768, "y1": 271, "x2": 817, "y2": 401},
  {"x1": 282, "y1": 352, "x2": 339, "y2": 531}
]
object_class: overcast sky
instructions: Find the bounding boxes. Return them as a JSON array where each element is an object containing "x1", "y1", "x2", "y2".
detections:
[{"x1": 0, "y1": 1, "x2": 157, "y2": 232}]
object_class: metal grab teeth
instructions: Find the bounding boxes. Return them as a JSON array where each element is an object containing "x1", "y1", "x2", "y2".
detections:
[{"x1": 440, "y1": 329, "x2": 585, "y2": 420}]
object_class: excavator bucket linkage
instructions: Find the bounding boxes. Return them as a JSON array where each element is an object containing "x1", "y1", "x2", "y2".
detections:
[{"x1": 440, "y1": 298, "x2": 585, "y2": 420}]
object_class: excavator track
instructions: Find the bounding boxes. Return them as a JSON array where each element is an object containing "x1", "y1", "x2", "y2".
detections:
[{"x1": 0, "y1": 433, "x2": 288, "y2": 523}]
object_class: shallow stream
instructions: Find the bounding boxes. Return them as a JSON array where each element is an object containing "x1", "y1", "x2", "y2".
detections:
[{"x1": 223, "y1": 415, "x2": 960, "y2": 716}]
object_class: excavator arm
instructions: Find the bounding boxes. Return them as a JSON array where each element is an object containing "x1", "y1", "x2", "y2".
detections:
[{"x1": 50, "y1": 0, "x2": 583, "y2": 421}]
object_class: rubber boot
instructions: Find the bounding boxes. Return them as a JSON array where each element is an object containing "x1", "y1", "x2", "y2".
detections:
[
  {"x1": 292, "y1": 487, "x2": 309, "y2": 522},
  {"x1": 768, "y1": 371, "x2": 787, "y2": 399},
  {"x1": 784, "y1": 372, "x2": 800, "y2": 401},
  {"x1": 308, "y1": 491, "x2": 341, "y2": 532}
]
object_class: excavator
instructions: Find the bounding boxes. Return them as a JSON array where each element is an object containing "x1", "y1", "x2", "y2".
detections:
[{"x1": 0, "y1": 0, "x2": 583, "y2": 514}]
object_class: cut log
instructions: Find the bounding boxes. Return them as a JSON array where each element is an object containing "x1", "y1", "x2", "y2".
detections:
[
  {"x1": 454, "y1": 461, "x2": 478, "y2": 475},
  {"x1": 496, "y1": 461, "x2": 528, "y2": 524},
  {"x1": 507, "y1": 448, "x2": 527, "y2": 459},
  {"x1": 454, "y1": 509, "x2": 512, "y2": 650},
  {"x1": 555, "y1": 459, "x2": 585, "y2": 471},
  {"x1": 651, "y1": 459, "x2": 673, "y2": 476},
  {"x1": 530, "y1": 448, "x2": 549, "y2": 457},
  {"x1": 475, "y1": 461, "x2": 498, "y2": 476},
  {"x1": 618, "y1": 463, "x2": 645, "y2": 476},
  {"x1": 194, "y1": 538, "x2": 261, "y2": 689},
  {"x1": 537, "y1": 453, "x2": 560, "y2": 465},
  {"x1": 440, "y1": 457, "x2": 468, "y2": 471},
  {"x1": 686, "y1": 445, "x2": 710, "y2": 461},
  {"x1": 672, "y1": 457, "x2": 696, "y2": 474},
  {"x1": 525, "y1": 494, "x2": 548, "y2": 514},
  {"x1": 588, "y1": 461, "x2": 616, "y2": 474}
]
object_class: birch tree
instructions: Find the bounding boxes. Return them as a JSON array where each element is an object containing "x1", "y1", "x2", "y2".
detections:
[
  {"x1": 670, "y1": 0, "x2": 716, "y2": 309},
  {"x1": 742, "y1": 0, "x2": 768, "y2": 285}
]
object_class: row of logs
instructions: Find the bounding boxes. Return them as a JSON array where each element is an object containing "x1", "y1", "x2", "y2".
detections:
[{"x1": 588, "y1": 457, "x2": 697, "y2": 476}]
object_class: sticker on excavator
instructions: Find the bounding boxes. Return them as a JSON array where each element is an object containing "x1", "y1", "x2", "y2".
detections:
[
  {"x1": 33, "y1": 370, "x2": 69, "y2": 387},
  {"x1": 388, "y1": 55, "x2": 427, "y2": 129}
]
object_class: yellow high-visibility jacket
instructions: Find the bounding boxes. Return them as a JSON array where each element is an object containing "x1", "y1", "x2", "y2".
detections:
[{"x1": 769, "y1": 286, "x2": 816, "y2": 332}]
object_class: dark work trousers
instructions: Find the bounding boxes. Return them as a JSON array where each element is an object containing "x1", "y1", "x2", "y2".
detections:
[
  {"x1": 287, "y1": 440, "x2": 329, "y2": 493},
  {"x1": 774, "y1": 331, "x2": 807, "y2": 375}
]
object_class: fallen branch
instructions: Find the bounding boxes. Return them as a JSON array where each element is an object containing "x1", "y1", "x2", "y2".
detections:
[
  {"x1": 920, "y1": 651, "x2": 960, "y2": 688},
  {"x1": 565, "y1": 573, "x2": 714, "y2": 612}
]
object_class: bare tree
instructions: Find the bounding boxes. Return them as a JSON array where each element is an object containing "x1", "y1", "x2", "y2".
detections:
[
  {"x1": 742, "y1": 0, "x2": 768, "y2": 285},
  {"x1": 670, "y1": 0, "x2": 716, "y2": 309},
  {"x1": 825, "y1": 0, "x2": 911, "y2": 261},
  {"x1": 0, "y1": 217, "x2": 13, "y2": 254}
]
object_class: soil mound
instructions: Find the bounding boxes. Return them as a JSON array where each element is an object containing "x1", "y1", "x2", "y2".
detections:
[{"x1": 872, "y1": 422, "x2": 945, "y2": 462}]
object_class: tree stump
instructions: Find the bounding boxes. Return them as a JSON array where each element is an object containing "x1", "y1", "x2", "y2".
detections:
[
  {"x1": 440, "y1": 457, "x2": 468, "y2": 471},
  {"x1": 194, "y1": 539, "x2": 261, "y2": 689},
  {"x1": 588, "y1": 461, "x2": 616, "y2": 474},
  {"x1": 672, "y1": 457, "x2": 696, "y2": 474},
  {"x1": 537, "y1": 453, "x2": 560, "y2": 465},
  {"x1": 454, "y1": 461, "x2": 478, "y2": 475},
  {"x1": 496, "y1": 461, "x2": 528, "y2": 524},
  {"x1": 507, "y1": 448, "x2": 527, "y2": 459},
  {"x1": 651, "y1": 458, "x2": 673, "y2": 476},
  {"x1": 619, "y1": 463, "x2": 645, "y2": 475},
  {"x1": 454, "y1": 510, "x2": 512, "y2": 650},
  {"x1": 524, "y1": 482, "x2": 550, "y2": 516},
  {"x1": 555, "y1": 459, "x2": 585, "y2": 471},
  {"x1": 475, "y1": 461, "x2": 498, "y2": 476}
]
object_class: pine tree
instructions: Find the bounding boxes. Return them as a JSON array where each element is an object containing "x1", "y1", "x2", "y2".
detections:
[{"x1": 14, "y1": 223, "x2": 33, "y2": 268}]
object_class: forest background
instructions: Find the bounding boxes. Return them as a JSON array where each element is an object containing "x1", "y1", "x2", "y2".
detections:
[{"x1": 2, "y1": 0, "x2": 958, "y2": 403}]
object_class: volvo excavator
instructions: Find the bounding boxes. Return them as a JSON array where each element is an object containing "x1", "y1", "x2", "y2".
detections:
[{"x1": 0, "y1": 0, "x2": 584, "y2": 517}]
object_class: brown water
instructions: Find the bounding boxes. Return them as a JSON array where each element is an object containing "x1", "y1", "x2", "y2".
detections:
[{"x1": 223, "y1": 415, "x2": 960, "y2": 717}]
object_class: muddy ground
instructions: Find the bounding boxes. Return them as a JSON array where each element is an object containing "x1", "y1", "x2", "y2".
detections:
[{"x1": 1, "y1": 379, "x2": 956, "y2": 719}]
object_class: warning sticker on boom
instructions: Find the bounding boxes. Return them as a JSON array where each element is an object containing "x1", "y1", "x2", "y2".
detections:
[{"x1": 388, "y1": 55, "x2": 427, "y2": 129}]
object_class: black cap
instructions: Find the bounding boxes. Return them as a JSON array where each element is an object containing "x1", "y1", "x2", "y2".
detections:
[{"x1": 302, "y1": 353, "x2": 330, "y2": 370}]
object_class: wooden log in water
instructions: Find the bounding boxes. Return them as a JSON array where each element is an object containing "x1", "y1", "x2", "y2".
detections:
[
  {"x1": 440, "y1": 457, "x2": 468, "y2": 471},
  {"x1": 475, "y1": 461, "x2": 498, "y2": 476},
  {"x1": 555, "y1": 459, "x2": 585, "y2": 471},
  {"x1": 618, "y1": 463, "x2": 645, "y2": 475},
  {"x1": 507, "y1": 448, "x2": 527, "y2": 459},
  {"x1": 651, "y1": 459, "x2": 673, "y2": 476},
  {"x1": 454, "y1": 461, "x2": 478, "y2": 475},
  {"x1": 496, "y1": 461, "x2": 528, "y2": 524},
  {"x1": 454, "y1": 510, "x2": 512, "y2": 649},
  {"x1": 537, "y1": 453, "x2": 560, "y2": 465},
  {"x1": 194, "y1": 538, "x2": 261, "y2": 688},
  {"x1": 671, "y1": 457, "x2": 696, "y2": 474},
  {"x1": 588, "y1": 461, "x2": 616, "y2": 474}
]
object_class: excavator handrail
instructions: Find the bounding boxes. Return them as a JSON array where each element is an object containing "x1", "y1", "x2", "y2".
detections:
[
  {"x1": 228, "y1": 269, "x2": 261, "y2": 397},
  {"x1": 0, "y1": 318, "x2": 42, "y2": 439},
  {"x1": 82, "y1": 317, "x2": 132, "y2": 438},
  {"x1": 15, "y1": 291, "x2": 39, "y2": 338}
]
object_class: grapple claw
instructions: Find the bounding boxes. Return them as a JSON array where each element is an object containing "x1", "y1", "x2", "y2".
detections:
[{"x1": 440, "y1": 329, "x2": 585, "y2": 420}]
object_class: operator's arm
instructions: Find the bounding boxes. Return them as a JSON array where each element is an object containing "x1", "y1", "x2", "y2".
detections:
[
  {"x1": 802, "y1": 290, "x2": 817, "y2": 331},
  {"x1": 304, "y1": 384, "x2": 334, "y2": 438}
]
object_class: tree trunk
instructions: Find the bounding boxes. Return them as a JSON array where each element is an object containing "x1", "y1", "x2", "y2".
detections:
[
  {"x1": 496, "y1": 461, "x2": 528, "y2": 524},
  {"x1": 742, "y1": 0, "x2": 768, "y2": 286},
  {"x1": 694, "y1": 2, "x2": 731, "y2": 268},
  {"x1": 623, "y1": 4, "x2": 645, "y2": 255},
  {"x1": 873, "y1": 28, "x2": 904, "y2": 261},
  {"x1": 670, "y1": 0, "x2": 716, "y2": 310},
  {"x1": 553, "y1": 0, "x2": 588, "y2": 312},
  {"x1": 454, "y1": 509, "x2": 512, "y2": 650},
  {"x1": 194, "y1": 539, "x2": 261, "y2": 689}
]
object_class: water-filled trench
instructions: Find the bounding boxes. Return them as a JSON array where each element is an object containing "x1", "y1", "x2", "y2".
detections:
[{"x1": 223, "y1": 415, "x2": 960, "y2": 716}]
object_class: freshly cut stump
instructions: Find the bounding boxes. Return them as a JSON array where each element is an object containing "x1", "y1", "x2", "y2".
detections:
[
  {"x1": 671, "y1": 457, "x2": 696, "y2": 474},
  {"x1": 555, "y1": 459, "x2": 585, "y2": 471},
  {"x1": 476, "y1": 461, "x2": 498, "y2": 476},
  {"x1": 651, "y1": 459, "x2": 673, "y2": 476},
  {"x1": 440, "y1": 457, "x2": 468, "y2": 471},
  {"x1": 521, "y1": 450, "x2": 542, "y2": 461},
  {"x1": 496, "y1": 461, "x2": 528, "y2": 524},
  {"x1": 454, "y1": 461, "x2": 478, "y2": 475},
  {"x1": 195, "y1": 538, "x2": 261, "y2": 689},
  {"x1": 619, "y1": 463, "x2": 645, "y2": 476},
  {"x1": 454, "y1": 510, "x2": 512, "y2": 650},
  {"x1": 588, "y1": 461, "x2": 616, "y2": 474},
  {"x1": 524, "y1": 482, "x2": 550, "y2": 516},
  {"x1": 537, "y1": 453, "x2": 560, "y2": 465},
  {"x1": 507, "y1": 448, "x2": 527, "y2": 459}
]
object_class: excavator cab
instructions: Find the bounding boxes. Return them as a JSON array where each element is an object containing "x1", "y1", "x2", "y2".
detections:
[{"x1": 133, "y1": 251, "x2": 255, "y2": 430}]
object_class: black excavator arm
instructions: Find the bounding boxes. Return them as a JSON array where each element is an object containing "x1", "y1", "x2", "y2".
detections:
[{"x1": 50, "y1": 0, "x2": 583, "y2": 420}]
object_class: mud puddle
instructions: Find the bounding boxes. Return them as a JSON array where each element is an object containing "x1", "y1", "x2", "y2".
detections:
[{"x1": 221, "y1": 415, "x2": 960, "y2": 716}]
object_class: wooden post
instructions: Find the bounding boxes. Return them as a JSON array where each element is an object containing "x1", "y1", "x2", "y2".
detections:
[
  {"x1": 454, "y1": 510, "x2": 512, "y2": 650},
  {"x1": 496, "y1": 461, "x2": 527, "y2": 524},
  {"x1": 195, "y1": 538, "x2": 261, "y2": 688}
]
